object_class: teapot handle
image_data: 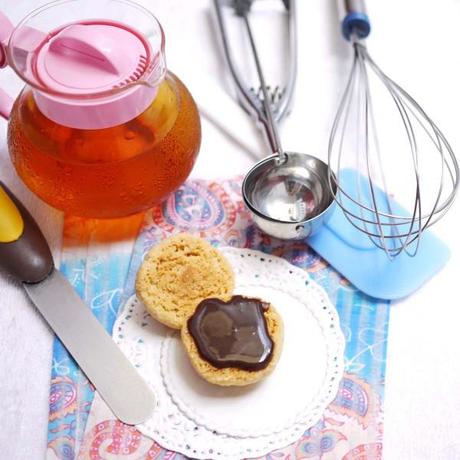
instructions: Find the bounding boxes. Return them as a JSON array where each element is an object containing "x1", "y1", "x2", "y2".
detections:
[
  {"x1": 0, "y1": 88, "x2": 13, "y2": 119},
  {"x1": 0, "y1": 12, "x2": 14, "y2": 119}
]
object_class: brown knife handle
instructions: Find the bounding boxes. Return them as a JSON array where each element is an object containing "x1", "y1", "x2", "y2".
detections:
[{"x1": 0, "y1": 182, "x2": 54, "y2": 283}]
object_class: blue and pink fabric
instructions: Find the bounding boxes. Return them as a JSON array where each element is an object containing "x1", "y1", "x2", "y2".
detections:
[{"x1": 46, "y1": 177, "x2": 389, "y2": 460}]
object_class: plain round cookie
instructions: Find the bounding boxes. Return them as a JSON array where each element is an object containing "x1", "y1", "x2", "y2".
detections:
[
  {"x1": 136, "y1": 234, "x2": 234, "y2": 329},
  {"x1": 181, "y1": 304, "x2": 284, "y2": 386}
]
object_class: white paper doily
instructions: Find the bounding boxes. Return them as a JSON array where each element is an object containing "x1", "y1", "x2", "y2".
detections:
[{"x1": 114, "y1": 248, "x2": 345, "y2": 459}]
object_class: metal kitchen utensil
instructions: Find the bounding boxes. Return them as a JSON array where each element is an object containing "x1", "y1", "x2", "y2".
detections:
[
  {"x1": 0, "y1": 182, "x2": 155, "y2": 425},
  {"x1": 243, "y1": 153, "x2": 336, "y2": 240},
  {"x1": 215, "y1": 0, "x2": 336, "y2": 240},
  {"x1": 329, "y1": 0, "x2": 459, "y2": 259},
  {"x1": 214, "y1": 0, "x2": 297, "y2": 133}
]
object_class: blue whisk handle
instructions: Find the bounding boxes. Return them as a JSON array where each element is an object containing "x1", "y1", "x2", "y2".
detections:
[{"x1": 340, "y1": 0, "x2": 371, "y2": 40}]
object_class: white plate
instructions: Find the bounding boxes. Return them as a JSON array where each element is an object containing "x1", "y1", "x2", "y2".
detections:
[{"x1": 114, "y1": 248, "x2": 345, "y2": 459}]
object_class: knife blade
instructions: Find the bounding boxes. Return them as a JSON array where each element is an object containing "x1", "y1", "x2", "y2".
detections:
[
  {"x1": 24, "y1": 270, "x2": 155, "y2": 425},
  {"x1": 0, "y1": 182, "x2": 155, "y2": 425}
]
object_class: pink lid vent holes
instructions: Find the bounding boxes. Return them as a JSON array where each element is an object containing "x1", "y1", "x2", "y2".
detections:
[{"x1": 114, "y1": 55, "x2": 149, "y2": 89}]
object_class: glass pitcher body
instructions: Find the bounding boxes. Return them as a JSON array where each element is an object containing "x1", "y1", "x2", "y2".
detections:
[
  {"x1": 1, "y1": 0, "x2": 201, "y2": 218},
  {"x1": 8, "y1": 73, "x2": 201, "y2": 218}
]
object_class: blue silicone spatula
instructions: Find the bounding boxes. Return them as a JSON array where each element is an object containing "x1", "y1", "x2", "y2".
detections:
[{"x1": 308, "y1": 169, "x2": 450, "y2": 300}]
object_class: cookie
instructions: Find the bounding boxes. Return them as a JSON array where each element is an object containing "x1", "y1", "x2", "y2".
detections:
[
  {"x1": 136, "y1": 234, "x2": 234, "y2": 329},
  {"x1": 182, "y1": 296, "x2": 284, "y2": 386}
]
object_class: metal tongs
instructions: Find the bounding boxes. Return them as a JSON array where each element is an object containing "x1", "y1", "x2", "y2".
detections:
[{"x1": 214, "y1": 0, "x2": 297, "y2": 154}]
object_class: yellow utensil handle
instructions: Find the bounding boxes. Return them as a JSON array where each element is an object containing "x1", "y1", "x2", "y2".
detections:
[
  {"x1": 0, "y1": 184, "x2": 24, "y2": 243},
  {"x1": 0, "y1": 182, "x2": 54, "y2": 283}
]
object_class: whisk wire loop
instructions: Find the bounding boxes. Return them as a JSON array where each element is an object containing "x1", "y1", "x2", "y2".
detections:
[{"x1": 329, "y1": 28, "x2": 459, "y2": 259}]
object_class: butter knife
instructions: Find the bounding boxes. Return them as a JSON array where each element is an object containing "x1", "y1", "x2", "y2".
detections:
[{"x1": 0, "y1": 182, "x2": 155, "y2": 425}]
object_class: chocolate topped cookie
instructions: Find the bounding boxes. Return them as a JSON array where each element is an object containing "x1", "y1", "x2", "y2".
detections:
[
  {"x1": 182, "y1": 296, "x2": 283, "y2": 386},
  {"x1": 187, "y1": 296, "x2": 274, "y2": 371}
]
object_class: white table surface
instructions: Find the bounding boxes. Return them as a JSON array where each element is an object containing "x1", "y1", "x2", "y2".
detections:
[{"x1": 1, "y1": 1, "x2": 460, "y2": 459}]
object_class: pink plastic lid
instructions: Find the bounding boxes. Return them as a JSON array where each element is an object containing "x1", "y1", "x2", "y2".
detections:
[
  {"x1": 36, "y1": 22, "x2": 150, "y2": 94},
  {"x1": 28, "y1": 21, "x2": 163, "y2": 129}
]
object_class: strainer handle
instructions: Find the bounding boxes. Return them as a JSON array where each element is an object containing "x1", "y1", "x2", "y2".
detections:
[
  {"x1": 0, "y1": 12, "x2": 14, "y2": 119},
  {"x1": 0, "y1": 89, "x2": 13, "y2": 119},
  {"x1": 0, "y1": 11, "x2": 14, "y2": 68}
]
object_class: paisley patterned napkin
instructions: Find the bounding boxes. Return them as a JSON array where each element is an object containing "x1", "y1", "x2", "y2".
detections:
[{"x1": 46, "y1": 177, "x2": 389, "y2": 460}]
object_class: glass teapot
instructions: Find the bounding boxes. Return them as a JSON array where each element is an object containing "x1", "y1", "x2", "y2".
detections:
[{"x1": 0, "y1": 0, "x2": 201, "y2": 218}]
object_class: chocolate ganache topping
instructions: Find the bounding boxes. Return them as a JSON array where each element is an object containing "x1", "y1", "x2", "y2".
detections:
[{"x1": 187, "y1": 295, "x2": 274, "y2": 371}]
